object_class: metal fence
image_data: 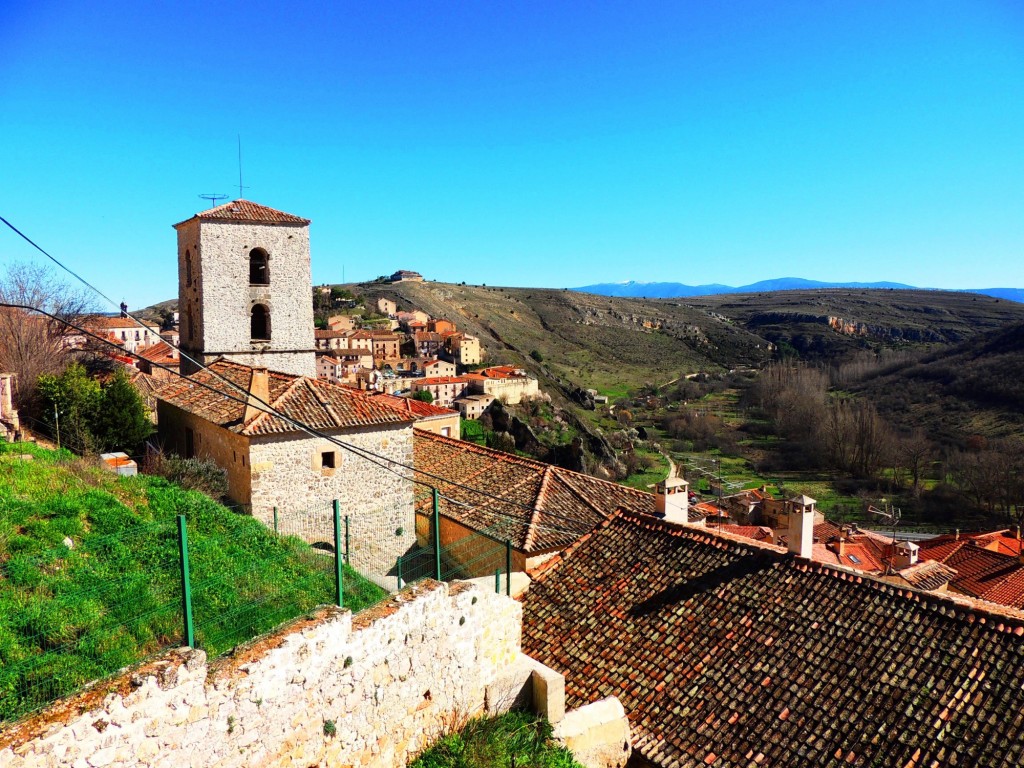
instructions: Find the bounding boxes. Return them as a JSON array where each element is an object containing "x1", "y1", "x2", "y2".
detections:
[
  {"x1": 0, "y1": 498, "x2": 391, "y2": 725},
  {"x1": 396, "y1": 488, "x2": 516, "y2": 595}
]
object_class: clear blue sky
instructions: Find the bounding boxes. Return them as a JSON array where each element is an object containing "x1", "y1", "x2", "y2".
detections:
[{"x1": 2, "y1": 1, "x2": 1023, "y2": 308}]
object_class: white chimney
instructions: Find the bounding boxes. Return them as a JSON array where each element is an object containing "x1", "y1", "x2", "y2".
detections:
[
  {"x1": 655, "y1": 476, "x2": 690, "y2": 525},
  {"x1": 787, "y1": 495, "x2": 816, "y2": 559},
  {"x1": 894, "y1": 540, "x2": 920, "y2": 569}
]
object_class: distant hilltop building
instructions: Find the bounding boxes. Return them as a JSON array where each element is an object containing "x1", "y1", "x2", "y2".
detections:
[{"x1": 390, "y1": 270, "x2": 424, "y2": 283}]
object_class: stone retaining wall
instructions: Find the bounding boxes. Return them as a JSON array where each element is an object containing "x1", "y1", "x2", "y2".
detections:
[{"x1": 0, "y1": 580, "x2": 522, "y2": 768}]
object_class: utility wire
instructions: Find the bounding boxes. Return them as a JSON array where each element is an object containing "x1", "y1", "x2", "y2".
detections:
[
  {"x1": 0, "y1": 302, "x2": 599, "y2": 540},
  {"x1": 0, "y1": 213, "x2": 614, "y2": 535}
]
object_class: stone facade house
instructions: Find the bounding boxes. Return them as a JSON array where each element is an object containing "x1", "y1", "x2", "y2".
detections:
[
  {"x1": 369, "y1": 332, "x2": 401, "y2": 363},
  {"x1": 422, "y1": 359, "x2": 456, "y2": 378},
  {"x1": 465, "y1": 366, "x2": 539, "y2": 405},
  {"x1": 414, "y1": 331, "x2": 444, "y2": 357},
  {"x1": 443, "y1": 333, "x2": 481, "y2": 366},
  {"x1": 411, "y1": 376, "x2": 470, "y2": 408},
  {"x1": 157, "y1": 360, "x2": 416, "y2": 580}
]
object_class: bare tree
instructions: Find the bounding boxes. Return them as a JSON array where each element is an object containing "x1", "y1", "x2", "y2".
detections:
[
  {"x1": 898, "y1": 430, "x2": 933, "y2": 498},
  {"x1": 0, "y1": 262, "x2": 92, "y2": 409}
]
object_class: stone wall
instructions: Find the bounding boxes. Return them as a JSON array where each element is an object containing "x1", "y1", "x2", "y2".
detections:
[
  {"x1": 0, "y1": 581, "x2": 523, "y2": 768},
  {"x1": 250, "y1": 423, "x2": 416, "y2": 586},
  {"x1": 177, "y1": 217, "x2": 316, "y2": 378}
]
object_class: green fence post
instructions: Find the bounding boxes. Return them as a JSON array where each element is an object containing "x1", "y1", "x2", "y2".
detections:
[
  {"x1": 176, "y1": 515, "x2": 195, "y2": 648},
  {"x1": 505, "y1": 539, "x2": 512, "y2": 596},
  {"x1": 273, "y1": 506, "x2": 278, "y2": 535},
  {"x1": 432, "y1": 487, "x2": 442, "y2": 582},
  {"x1": 397, "y1": 556, "x2": 403, "y2": 591},
  {"x1": 344, "y1": 515, "x2": 350, "y2": 564},
  {"x1": 495, "y1": 569, "x2": 501, "y2": 594},
  {"x1": 333, "y1": 500, "x2": 343, "y2": 608}
]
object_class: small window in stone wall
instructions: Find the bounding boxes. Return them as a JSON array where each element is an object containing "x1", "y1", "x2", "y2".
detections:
[
  {"x1": 249, "y1": 248, "x2": 269, "y2": 285},
  {"x1": 251, "y1": 304, "x2": 271, "y2": 341},
  {"x1": 322, "y1": 451, "x2": 336, "y2": 469}
]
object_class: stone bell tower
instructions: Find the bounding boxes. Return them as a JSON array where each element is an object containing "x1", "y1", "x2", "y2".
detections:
[{"x1": 174, "y1": 199, "x2": 316, "y2": 377}]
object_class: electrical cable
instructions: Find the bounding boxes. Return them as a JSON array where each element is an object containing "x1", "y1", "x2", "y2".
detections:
[
  {"x1": 0, "y1": 302, "x2": 601, "y2": 540},
  {"x1": 0, "y1": 213, "x2": 625, "y2": 535}
]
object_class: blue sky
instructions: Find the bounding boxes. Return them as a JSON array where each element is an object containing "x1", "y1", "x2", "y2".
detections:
[{"x1": 2, "y1": 1, "x2": 1023, "y2": 308}]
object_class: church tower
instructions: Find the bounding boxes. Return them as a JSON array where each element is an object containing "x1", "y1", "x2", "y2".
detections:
[{"x1": 174, "y1": 200, "x2": 316, "y2": 377}]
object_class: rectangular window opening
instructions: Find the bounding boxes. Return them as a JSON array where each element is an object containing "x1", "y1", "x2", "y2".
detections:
[{"x1": 322, "y1": 451, "x2": 336, "y2": 469}]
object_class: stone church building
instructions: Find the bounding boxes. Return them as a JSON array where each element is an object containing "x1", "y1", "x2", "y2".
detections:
[{"x1": 157, "y1": 200, "x2": 415, "y2": 581}]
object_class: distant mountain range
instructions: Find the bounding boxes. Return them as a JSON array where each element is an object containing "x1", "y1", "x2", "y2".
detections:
[{"x1": 572, "y1": 278, "x2": 1024, "y2": 303}]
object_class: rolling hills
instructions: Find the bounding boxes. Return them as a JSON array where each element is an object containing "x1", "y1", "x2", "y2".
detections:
[{"x1": 576, "y1": 278, "x2": 1024, "y2": 303}]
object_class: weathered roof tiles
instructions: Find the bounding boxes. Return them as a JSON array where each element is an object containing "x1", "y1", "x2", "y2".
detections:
[{"x1": 521, "y1": 510, "x2": 1024, "y2": 768}]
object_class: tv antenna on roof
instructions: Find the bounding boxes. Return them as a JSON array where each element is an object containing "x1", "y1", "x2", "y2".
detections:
[
  {"x1": 236, "y1": 134, "x2": 250, "y2": 199},
  {"x1": 199, "y1": 193, "x2": 228, "y2": 209}
]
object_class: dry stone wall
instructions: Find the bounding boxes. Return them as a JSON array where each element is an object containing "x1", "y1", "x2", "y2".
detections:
[{"x1": 0, "y1": 580, "x2": 522, "y2": 768}]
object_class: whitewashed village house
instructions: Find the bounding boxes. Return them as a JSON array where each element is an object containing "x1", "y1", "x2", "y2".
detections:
[{"x1": 156, "y1": 200, "x2": 416, "y2": 581}]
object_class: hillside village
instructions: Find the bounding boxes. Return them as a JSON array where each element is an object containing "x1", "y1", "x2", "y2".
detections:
[{"x1": 3, "y1": 199, "x2": 1024, "y2": 767}]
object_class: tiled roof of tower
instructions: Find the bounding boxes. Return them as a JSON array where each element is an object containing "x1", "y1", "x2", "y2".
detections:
[
  {"x1": 412, "y1": 430, "x2": 656, "y2": 553},
  {"x1": 173, "y1": 199, "x2": 310, "y2": 228},
  {"x1": 521, "y1": 510, "x2": 1024, "y2": 768},
  {"x1": 156, "y1": 360, "x2": 412, "y2": 435}
]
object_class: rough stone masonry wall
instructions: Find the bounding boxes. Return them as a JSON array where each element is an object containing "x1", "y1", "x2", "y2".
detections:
[
  {"x1": 249, "y1": 423, "x2": 415, "y2": 588},
  {"x1": 0, "y1": 580, "x2": 522, "y2": 768},
  {"x1": 178, "y1": 218, "x2": 316, "y2": 378}
]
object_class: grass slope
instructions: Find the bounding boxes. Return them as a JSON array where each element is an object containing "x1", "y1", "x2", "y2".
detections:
[{"x1": 0, "y1": 442, "x2": 385, "y2": 722}]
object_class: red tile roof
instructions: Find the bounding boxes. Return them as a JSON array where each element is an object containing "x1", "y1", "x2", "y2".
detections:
[
  {"x1": 719, "y1": 524, "x2": 775, "y2": 543},
  {"x1": 413, "y1": 430, "x2": 656, "y2": 554},
  {"x1": 915, "y1": 531, "x2": 1024, "y2": 608},
  {"x1": 173, "y1": 199, "x2": 309, "y2": 227},
  {"x1": 136, "y1": 340, "x2": 179, "y2": 366},
  {"x1": 416, "y1": 376, "x2": 469, "y2": 386},
  {"x1": 369, "y1": 393, "x2": 458, "y2": 420},
  {"x1": 522, "y1": 510, "x2": 1024, "y2": 768},
  {"x1": 156, "y1": 360, "x2": 412, "y2": 435},
  {"x1": 83, "y1": 316, "x2": 160, "y2": 331}
]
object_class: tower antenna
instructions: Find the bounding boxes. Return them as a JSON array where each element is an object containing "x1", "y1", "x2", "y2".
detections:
[
  {"x1": 236, "y1": 135, "x2": 250, "y2": 199},
  {"x1": 198, "y1": 193, "x2": 228, "y2": 209}
]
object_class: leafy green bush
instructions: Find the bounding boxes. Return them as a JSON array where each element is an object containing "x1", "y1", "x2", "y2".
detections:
[
  {"x1": 409, "y1": 711, "x2": 582, "y2": 768},
  {"x1": 149, "y1": 455, "x2": 229, "y2": 501}
]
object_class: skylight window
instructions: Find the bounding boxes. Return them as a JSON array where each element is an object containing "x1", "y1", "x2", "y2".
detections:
[{"x1": 848, "y1": 554, "x2": 861, "y2": 564}]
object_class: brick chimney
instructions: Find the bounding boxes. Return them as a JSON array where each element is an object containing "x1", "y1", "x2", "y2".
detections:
[
  {"x1": 244, "y1": 367, "x2": 270, "y2": 424},
  {"x1": 655, "y1": 476, "x2": 691, "y2": 525},
  {"x1": 787, "y1": 495, "x2": 816, "y2": 559}
]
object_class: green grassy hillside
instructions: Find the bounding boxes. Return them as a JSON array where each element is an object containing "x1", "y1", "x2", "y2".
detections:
[{"x1": 0, "y1": 442, "x2": 384, "y2": 722}]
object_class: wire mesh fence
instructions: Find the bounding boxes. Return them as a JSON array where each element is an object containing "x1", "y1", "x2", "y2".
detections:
[
  {"x1": 396, "y1": 489, "x2": 516, "y2": 593},
  {"x1": 0, "y1": 469, "x2": 517, "y2": 725},
  {"x1": 0, "y1": 520, "x2": 183, "y2": 723}
]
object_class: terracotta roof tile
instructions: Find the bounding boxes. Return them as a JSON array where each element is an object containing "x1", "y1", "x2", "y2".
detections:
[
  {"x1": 369, "y1": 393, "x2": 458, "y2": 420},
  {"x1": 413, "y1": 430, "x2": 656, "y2": 554},
  {"x1": 156, "y1": 360, "x2": 412, "y2": 435},
  {"x1": 174, "y1": 199, "x2": 309, "y2": 227},
  {"x1": 522, "y1": 511, "x2": 1024, "y2": 768}
]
